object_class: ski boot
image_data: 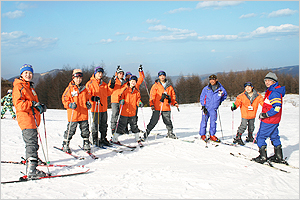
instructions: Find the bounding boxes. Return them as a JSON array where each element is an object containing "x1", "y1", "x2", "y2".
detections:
[
  {"x1": 141, "y1": 129, "x2": 150, "y2": 142},
  {"x1": 233, "y1": 132, "x2": 245, "y2": 145},
  {"x1": 62, "y1": 140, "x2": 71, "y2": 153},
  {"x1": 83, "y1": 139, "x2": 91, "y2": 153},
  {"x1": 245, "y1": 132, "x2": 255, "y2": 143},
  {"x1": 210, "y1": 135, "x2": 220, "y2": 143},
  {"x1": 252, "y1": 145, "x2": 267, "y2": 164},
  {"x1": 100, "y1": 138, "x2": 112, "y2": 147},
  {"x1": 166, "y1": 131, "x2": 178, "y2": 139},
  {"x1": 92, "y1": 133, "x2": 99, "y2": 146},
  {"x1": 268, "y1": 144, "x2": 285, "y2": 163},
  {"x1": 200, "y1": 135, "x2": 206, "y2": 141},
  {"x1": 26, "y1": 157, "x2": 47, "y2": 180}
]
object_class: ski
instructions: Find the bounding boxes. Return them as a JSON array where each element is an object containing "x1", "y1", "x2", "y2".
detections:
[
  {"x1": 78, "y1": 145, "x2": 98, "y2": 159},
  {"x1": 94, "y1": 145, "x2": 124, "y2": 153},
  {"x1": 53, "y1": 146, "x2": 84, "y2": 160},
  {"x1": 268, "y1": 156, "x2": 299, "y2": 169},
  {"x1": 180, "y1": 139, "x2": 195, "y2": 143},
  {"x1": 111, "y1": 141, "x2": 137, "y2": 149},
  {"x1": 1, "y1": 160, "x2": 84, "y2": 168},
  {"x1": 230, "y1": 152, "x2": 290, "y2": 173},
  {"x1": 1, "y1": 169, "x2": 90, "y2": 184}
]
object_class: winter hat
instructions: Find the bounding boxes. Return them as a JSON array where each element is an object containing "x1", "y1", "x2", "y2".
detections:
[
  {"x1": 209, "y1": 74, "x2": 217, "y2": 80},
  {"x1": 117, "y1": 68, "x2": 124, "y2": 74},
  {"x1": 158, "y1": 70, "x2": 166, "y2": 77},
  {"x1": 129, "y1": 75, "x2": 138, "y2": 82},
  {"x1": 94, "y1": 66, "x2": 104, "y2": 75},
  {"x1": 244, "y1": 82, "x2": 253, "y2": 88},
  {"x1": 20, "y1": 64, "x2": 34, "y2": 76},
  {"x1": 72, "y1": 69, "x2": 83, "y2": 77},
  {"x1": 7, "y1": 89, "x2": 12, "y2": 94},
  {"x1": 125, "y1": 72, "x2": 132, "y2": 77},
  {"x1": 264, "y1": 72, "x2": 278, "y2": 82}
]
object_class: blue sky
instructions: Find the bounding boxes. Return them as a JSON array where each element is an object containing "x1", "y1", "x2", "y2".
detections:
[{"x1": 1, "y1": 1, "x2": 299, "y2": 79}]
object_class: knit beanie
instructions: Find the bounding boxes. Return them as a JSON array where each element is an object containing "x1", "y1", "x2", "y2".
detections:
[
  {"x1": 117, "y1": 68, "x2": 124, "y2": 74},
  {"x1": 20, "y1": 64, "x2": 34, "y2": 75},
  {"x1": 94, "y1": 66, "x2": 104, "y2": 75},
  {"x1": 264, "y1": 72, "x2": 278, "y2": 82}
]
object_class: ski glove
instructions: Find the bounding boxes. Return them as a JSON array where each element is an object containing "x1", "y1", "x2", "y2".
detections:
[
  {"x1": 151, "y1": 105, "x2": 155, "y2": 111},
  {"x1": 202, "y1": 106, "x2": 208, "y2": 115},
  {"x1": 119, "y1": 99, "x2": 125, "y2": 105},
  {"x1": 32, "y1": 101, "x2": 47, "y2": 114},
  {"x1": 86, "y1": 101, "x2": 92, "y2": 109},
  {"x1": 160, "y1": 92, "x2": 168, "y2": 102},
  {"x1": 138, "y1": 102, "x2": 143, "y2": 107},
  {"x1": 109, "y1": 76, "x2": 116, "y2": 89},
  {"x1": 231, "y1": 103, "x2": 237, "y2": 111},
  {"x1": 138, "y1": 65, "x2": 143, "y2": 72},
  {"x1": 259, "y1": 112, "x2": 269, "y2": 119},
  {"x1": 91, "y1": 96, "x2": 100, "y2": 102},
  {"x1": 166, "y1": 94, "x2": 171, "y2": 103},
  {"x1": 68, "y1": 102, "x2": 77, "y2": 109}
]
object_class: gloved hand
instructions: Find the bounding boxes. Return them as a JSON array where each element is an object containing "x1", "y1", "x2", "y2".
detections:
[
  {"x1": 119, "y1": 99, "x2": 125, "y2": 105},
  {"x1": 202, "y1": 106, "x2": 208, "y2": 115},
  {"x1": 259, "y1": 112, "x2": 269, "y2": 119},
  {"x1": 138, "y1": 102, "x2": 143, "y2": 107},
  {"x1": 231, "y1": 103, "x2": 237, "y2": 111},
  {"x1": 91, "y1": 96, "x2": 100, "y2": 102},
  {"x1": 160, "y1": 93, "x2": 167, "y2": 102},
  {"x1": 32, "y1": 101, "x2": 47, "y2": 114},
  {"x1": 138, "y1": 65, "x2": 143, "y2": 72},
  {"x1": 109, "y1": 75, "x2": 116, "y2": 89},
  {"x1": 68, "y1": 102, "x2": 77, "y2": 109},
  {"x1": 166, "y1": 94, "x2": 171, "y2": 103},
  {"x1": 151, "y1": 105, "x2": 155, "y2": 111},
  {"x1": 86, "y1": 101, "x2": 92, "y2": 109}
]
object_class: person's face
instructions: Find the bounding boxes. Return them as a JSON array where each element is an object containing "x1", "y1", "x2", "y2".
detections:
[
  {"x1": 126, "y1": 74, "x2": 131, "y2": 79},
  {"x1": 265, "y1": 79, "x2": 275, "y2": 88},
  {"x1": 95, "y1": 72, "x2": 103, "y2": 80},
  {"x1": 159, "y1": 75, "x2": 166, "y2": 82},
  {"x1": 129, "y1": 79, "x2": 137, "y2": 87},
  {"x1": 209, "y1": 78, "x2": 217, "y2": 85},
  {"x1": 245, "y1": 86, "x2": 253, "y2": 93},
  {"x1": 117, "y1": 72, "x2": 124, "y2": 79},
  {"x1": 73, "y1": 76, "x2": 82, "y2": 85},
  {"x1": 21, "y1": 71, "x2": 33, "y2": 82}
]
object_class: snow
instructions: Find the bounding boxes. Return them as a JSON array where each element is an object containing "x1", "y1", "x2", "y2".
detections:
[{"x1": 1, "y1": 94, "x2": 299, "y2": 199}]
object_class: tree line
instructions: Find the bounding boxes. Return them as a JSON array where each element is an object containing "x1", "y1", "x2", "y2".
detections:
[{"x1": 1, "y1": 66, "x2": 298, "y2": 108}]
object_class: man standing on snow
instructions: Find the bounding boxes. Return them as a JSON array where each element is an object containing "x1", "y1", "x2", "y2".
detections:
[
  {"x1": 252, "y1": 72, "x2": 286, "y2": 164},
  {"x1": 231, "y1": 82, "x2": 264, "y2": 145},
  {"x1": 1, "y1": 89, "x2": 16, "y2": 119},
  {"x1": 143, "y1": 70, "x2": 179, "y2": 140},
  {"x1": 199, "y1": 74, "x2": 227, "y2": 142}
]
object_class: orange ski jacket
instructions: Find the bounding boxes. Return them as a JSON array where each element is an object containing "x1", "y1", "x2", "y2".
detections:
[
  {"x1": 12, "y1": 78, "x2": 41, "y2": 130},
  {"x1": 234, "y1": 89, "x2": 264, "y2": 119},
  {"x1": 86, "y1": 76, "x2": 112, "y2": 112},
  {"x1": 119, "y1": 85, "x2": 142, "y2": 117},
  {"x1": 149, "y1": 79, "x2": 177, "y2": 111},
  {"x1": 62, "y1": 81, "x2": 91, "y2": 122}
]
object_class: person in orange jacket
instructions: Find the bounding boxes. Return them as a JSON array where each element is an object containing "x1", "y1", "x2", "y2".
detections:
[
  {"x1": 231, "y1": 82, "x2": 264, "y2": 145},
  {"x1": 12, "y1": 64, "x2": 47, "y2": 179},
  {"x1": 86, "y1": 66, "x2": 112, "y2": 147},
  {"x1": 61, "y1": 69, "x2": 92, "y2": 153},
  {"x1": 111, "y1": 75, "x2": 144, "y2": 144},
  {"x1": 143, "y1": 70, "x2": 179, "y2": 140}
]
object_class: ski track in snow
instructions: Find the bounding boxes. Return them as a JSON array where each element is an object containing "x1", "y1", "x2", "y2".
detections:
[{"x1": 1, "y1": 94, "x2": 299, "y2": 199}]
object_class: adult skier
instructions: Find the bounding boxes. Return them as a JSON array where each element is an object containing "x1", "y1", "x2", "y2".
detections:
[
  {"x1": 61, "y1": 69, "x2": 92, "y2": 153},
  {"x1": 12, "y1": 64, "x2": 47, "y2": 179},
  {"x1": 1, "y1": 89, "x2": 16, "y2": 119},
  {"x1": 231, "y1": 82, "x2": 264, "y2": 145},
  {"x1": 199, "y1": 74, "x2": 227, "y2": 142},
  {"x1": 143, "y1": 70, "x2": 179, "y2": 140},
  {"x1": 111, "y1": 75, "x2": 144, "y2": 143},
  {"x1": 252, "y1": 72, "x2": 286, "y2": 164},
  {"x1": 86, "y1": 66, "x2": 112, "y2": 147}
]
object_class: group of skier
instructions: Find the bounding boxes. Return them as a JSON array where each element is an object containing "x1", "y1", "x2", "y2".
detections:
[{"x1": 7, "y1": 63, "x2": 286, "y2": 179}]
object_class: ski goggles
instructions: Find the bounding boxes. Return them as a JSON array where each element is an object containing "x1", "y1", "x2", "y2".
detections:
[
  {"x1": 244, "y1": 82, "x2": 253, "y2": 88},
  {"x1": 73, "y1": 72, "x2": 83, "y2": 77},
  {"x1": 209, "y1": 74, "x2": 217, "y2": 80},
  {"x1": 158, "y1": 71, "x2": 166, "y2": 77},
  {"x1": 129, "y1": 75, "x2": 138, "y2": 82},
  {"x1": 95, "y1": 67, "x2": 104, "y2": 73}
]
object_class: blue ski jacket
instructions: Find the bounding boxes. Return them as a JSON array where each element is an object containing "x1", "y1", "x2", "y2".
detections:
[{"x1": 200, "y1": 82, "x2": 227, "y2": 110}]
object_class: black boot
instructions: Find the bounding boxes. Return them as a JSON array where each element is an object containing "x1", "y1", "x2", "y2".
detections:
[
  {"x1": 245, "y1": 132, "x2": 254, "y2": 142},
  {"x1": 92, "y1": 133, "x2": 99, "y2": 146},
  {"x1": 252, "y1": 145, "x2": 267, "y2": 164},
  {"x1": 83, "y1": 139, "x2": 91, "y2": 153},
  {"x1": 167, "y1": 131, "x2": 178, "y2": 139},
  {"x1": 62, "y1": 140, "x2": 71, "y2": 153},
  {"x1": 143, "y1": 129, "x2": 150, "y2": 141},
  {"x1": 26, "y1": 157, "x2": 47, "y2": 179},
  {"x1": 233, "y1": 132, "x2": 245, "y2": 145},
  {"x1": 268, "y1": 145, "x2": 284, "y2": 163}
]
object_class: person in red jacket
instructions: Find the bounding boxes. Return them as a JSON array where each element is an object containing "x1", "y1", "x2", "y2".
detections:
[
  {"x1": 86, "y1": 66, "x2": 112, "y2": 147},
  {"x1": 61, "y1": 69, "x2": 92, "y2": 153},
  {"x1": 111, "y1": 75, "x2": 144, "y2": 144},
  {"x1": 143, "y1": 70, "x2": 179, "y2": 140},
  {"x1": 12, "y1": 64, "x2": 47, "y2": 179},
  {"x1": 231, "y1": 82, "x2": 263, "y2": 145}
]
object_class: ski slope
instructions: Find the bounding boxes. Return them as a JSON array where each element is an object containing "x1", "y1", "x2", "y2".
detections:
[{"x1": 1, "y1": 94, "x2": 299, "y2": 199}]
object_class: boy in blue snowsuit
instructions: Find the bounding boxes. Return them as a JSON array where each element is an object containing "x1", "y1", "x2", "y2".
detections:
[
  {"x1": 252, "y1": 72, "x2": 286, "y2": 164},
  {"x1": 199, "y1": 74, "x2": 227, "y2": 142}
]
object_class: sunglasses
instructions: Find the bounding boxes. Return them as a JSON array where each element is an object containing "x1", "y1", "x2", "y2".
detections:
[
  {"x1": 158, "y1": 71, "x2": 166, "y2": 76},
  {"x1": 73, "y1": 72, "x2": 83, "y2": 77},
  {"x1": 244, "y1": 82, "x2": 253, "y2": 87}
]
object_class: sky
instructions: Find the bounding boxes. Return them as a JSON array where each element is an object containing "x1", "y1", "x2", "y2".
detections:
[{"x1": 1, "y1": 1, "x2": 299, "y2": 79}]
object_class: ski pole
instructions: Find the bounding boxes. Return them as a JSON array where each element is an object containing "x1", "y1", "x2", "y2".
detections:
[
  {"x1": 140, "y1": 65, "x2": 150, "y2": 98},
  {"x1": 218, "y1": 108, "x2": 224, "y2": 140},
  {"x1": 65, "y1": 109, "x2": 75, "y2": 147},
  {"x1": 42, "y1": 113, "x2": 49, "y2": 164},
  {"x1": 114, "y1": 103, "x2": 124, "y2": 135},
  {"x1": 232, "y1": 107, "x2": 234, "y2": 141},
  {"x1": 140, "y1": 107, "x2": 149, "y2": 145}
]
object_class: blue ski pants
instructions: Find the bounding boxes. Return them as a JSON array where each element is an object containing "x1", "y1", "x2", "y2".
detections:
[
  {"x1": 199, "y1": 109, "x2": 217, "y2": 136},
  {"x1": 256, "y1": 121, "x2": 281, "y2": 148}
]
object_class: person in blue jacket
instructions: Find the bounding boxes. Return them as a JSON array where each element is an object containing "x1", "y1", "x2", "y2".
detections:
[{"x1": 199, "y1": 74, "x2": 227, "y2": 142}]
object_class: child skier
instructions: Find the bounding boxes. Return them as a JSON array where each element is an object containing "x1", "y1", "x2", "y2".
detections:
[
  {"x1": 1, "y1": 89, "x2": 16, "y2": 119},
  {"x1": 231, "y1": 82, "x2": 264, "y2": 145},
  {"x1": 61, "y1": 69, "x2": 92, "y2": 153}
]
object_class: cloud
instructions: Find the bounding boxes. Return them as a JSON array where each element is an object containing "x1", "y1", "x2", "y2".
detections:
[
  {"x1": 211, "y1": 49, "x2": 216, "y2": 53},
  {"x1": 2, "y1": 10, "x2": 25, "y2": 19},
  {"x1": 268, "y1": 8, "x2": 297, "y2": 18},
  {"x1": 99, "y1": 39, "x2": 114, "y2": 44},
  {"x1": 239, "y1": 13, "x2": 257, "y2": 19},
  {"x1": 168, "y1": 7, "x2": 193, "y2": 14},
  {"x1": 196, "y1": 1, "x2": 243, "y2": 9},
  {"x1": 1, "y1": 31, "x2": 58, "y2": 50},
  {"x1": 149, "y1": 25, "x2": 196, "y2": 34},
  {"x1": 115, "y1": 32, "x2": 129, "y2": 36},
  {"x1": 15, "y1": 2, "x2": 37, "y2": 9},
  {"x1": 198, "y1": 35, "x2": 238, "y2": 40},
  {"x1": 146, "y1": 19, "x2": 161, "y2": 24},
  {"x1": 125, "y1": 36, "x2": 147, "y2": 41}
]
